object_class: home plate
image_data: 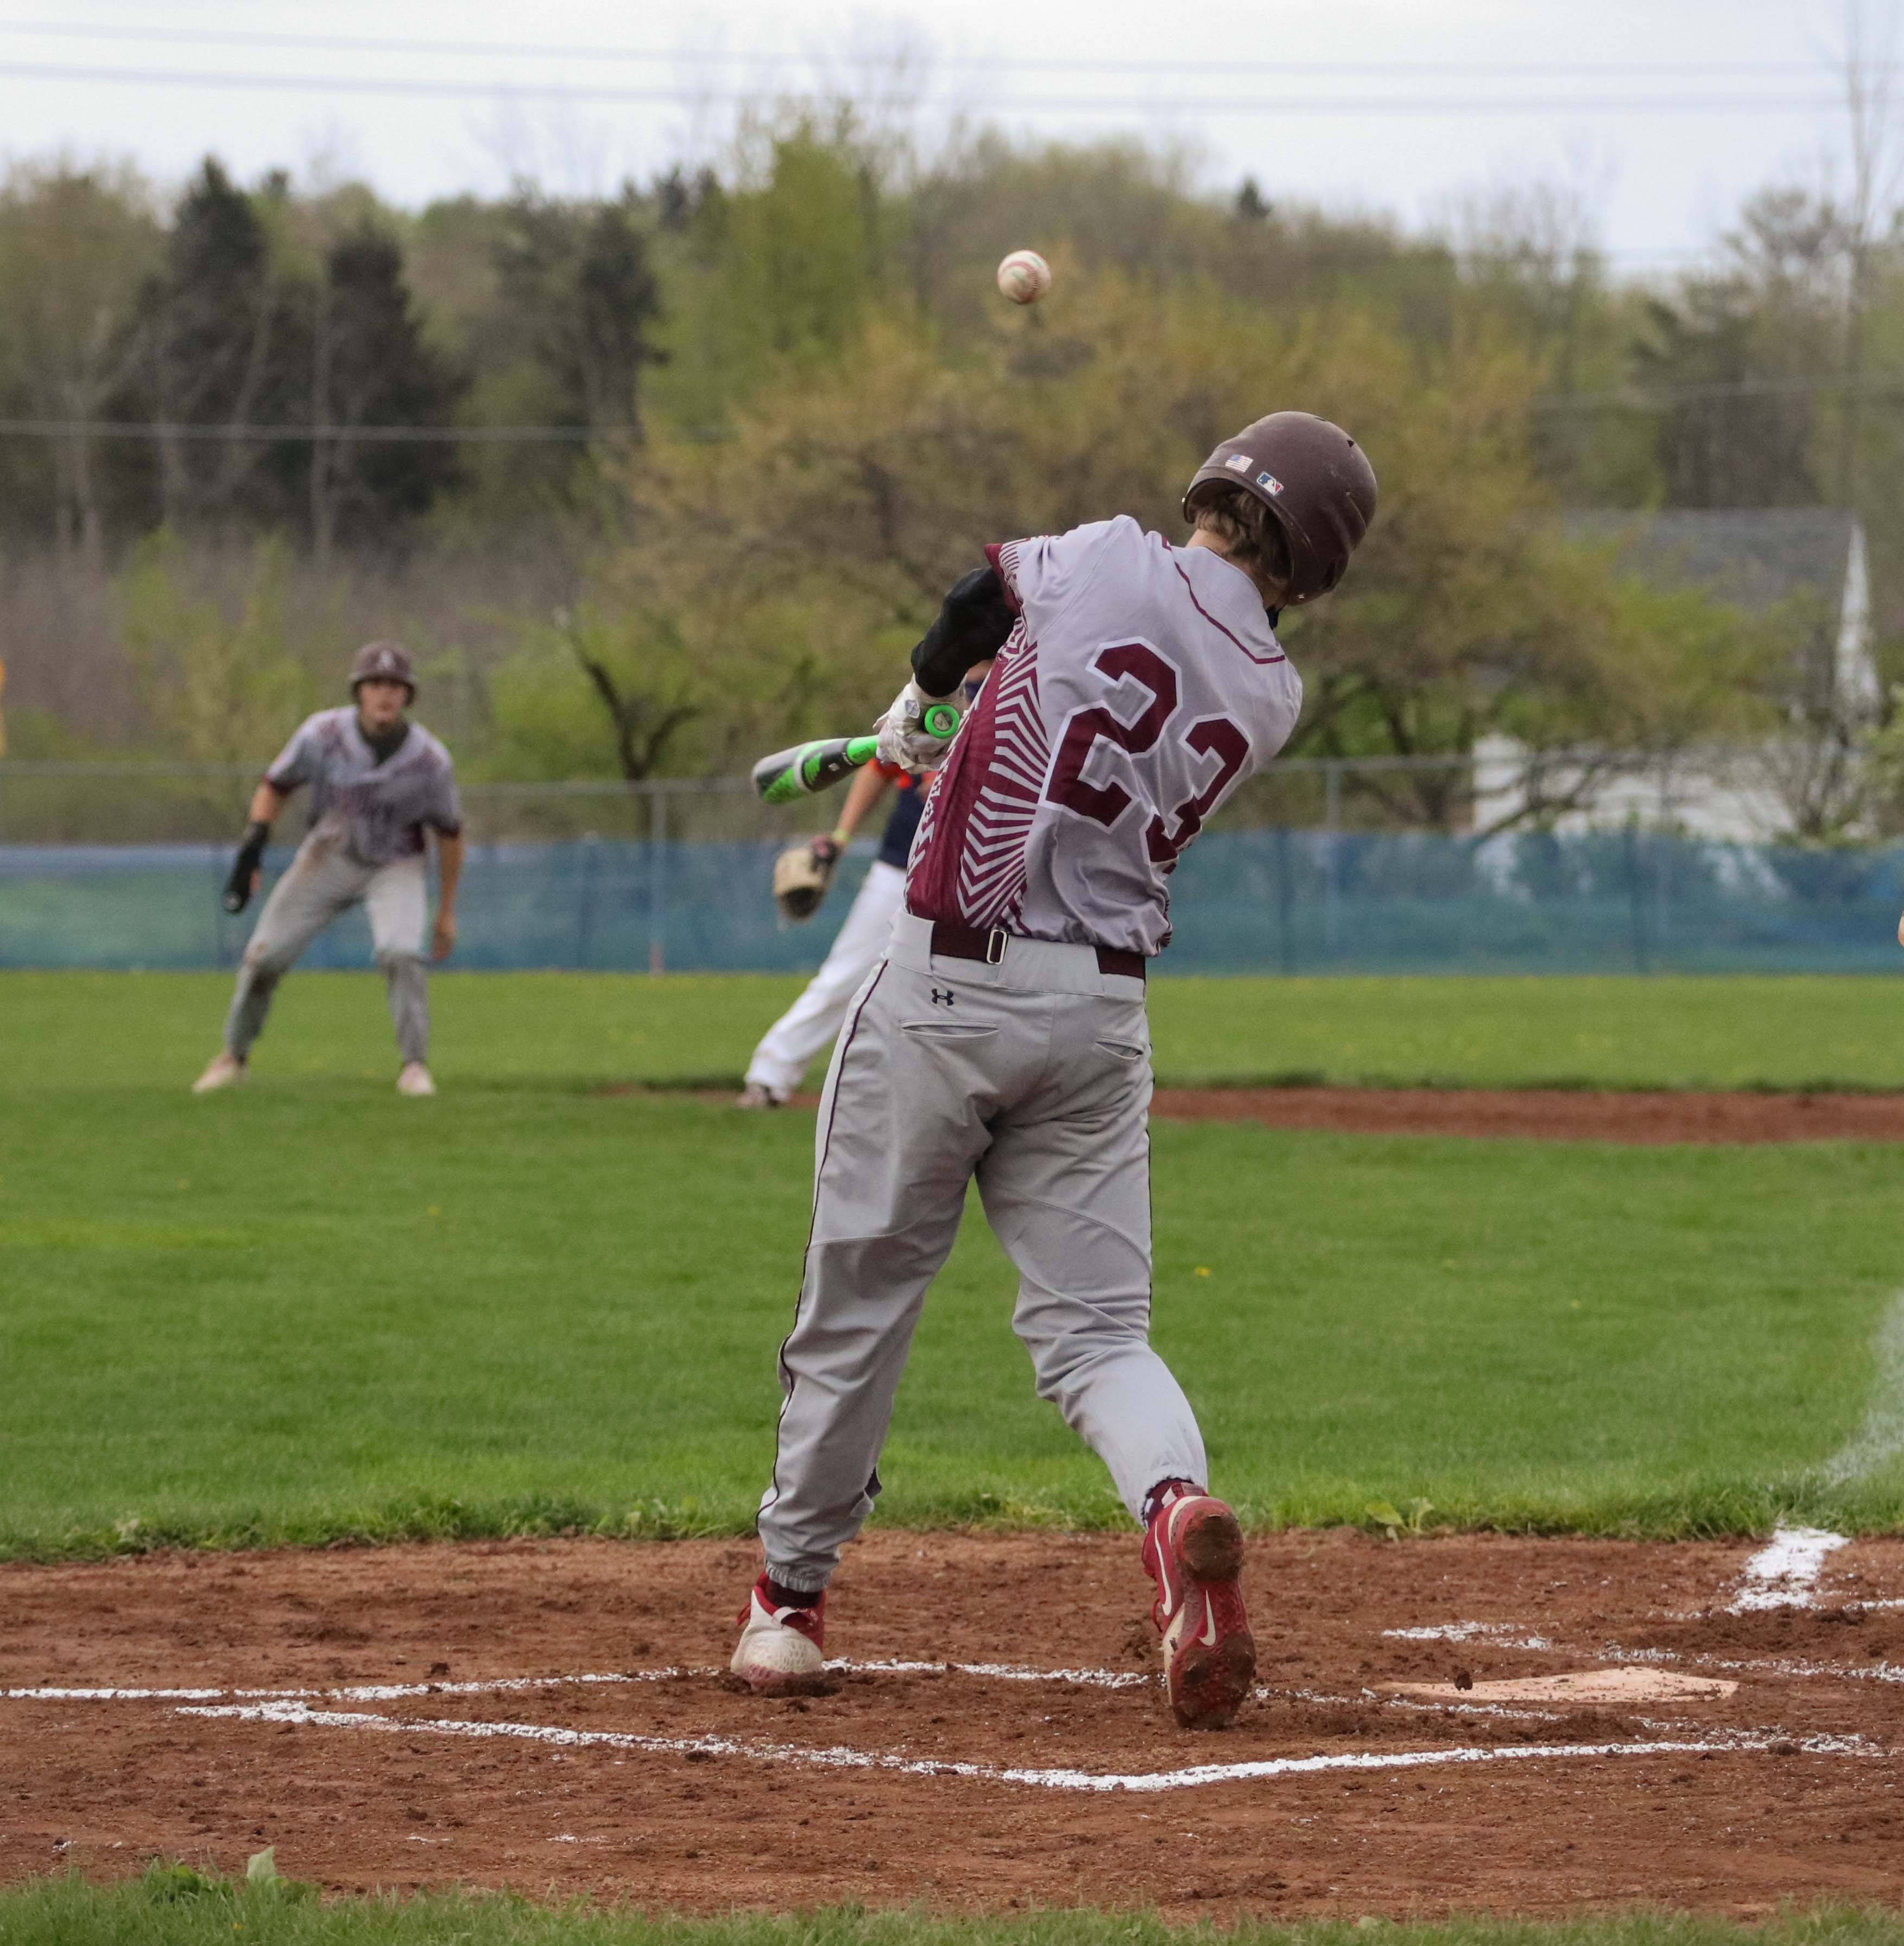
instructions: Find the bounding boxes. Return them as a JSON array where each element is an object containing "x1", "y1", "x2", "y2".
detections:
[{"x1": 1382, "y1": 1668, "x2": 1738, "y2": 1703}]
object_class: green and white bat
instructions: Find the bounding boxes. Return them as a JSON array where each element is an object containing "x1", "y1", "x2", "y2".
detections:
[{"x1": 751, "y1": 703, "x2": 962, "y2": 804}]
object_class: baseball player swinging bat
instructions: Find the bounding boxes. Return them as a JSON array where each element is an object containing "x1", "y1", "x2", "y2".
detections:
[
  {"x1": 729, "y1": 408, "x2": 1381, "y2": 1736},
  {"x1": 751, "y1": 703, "x2": 962, "y2": 804}
]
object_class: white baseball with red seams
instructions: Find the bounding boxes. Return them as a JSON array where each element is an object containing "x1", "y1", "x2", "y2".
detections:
[{"x1": 996, "y1": 248, "x2": 1052, "y2": 304}]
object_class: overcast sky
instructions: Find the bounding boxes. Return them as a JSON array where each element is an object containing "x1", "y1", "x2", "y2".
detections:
[{"x1": 0, "y1": 1, "x2": 1881, "y2": 272}]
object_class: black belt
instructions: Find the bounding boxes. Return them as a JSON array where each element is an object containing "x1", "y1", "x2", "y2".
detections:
[{"x1": 928, "y1": 918, "x2": 1145, "y2": 982}]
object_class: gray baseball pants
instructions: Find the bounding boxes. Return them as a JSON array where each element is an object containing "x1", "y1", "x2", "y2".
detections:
[
  {"x1": 756, "y1": 910, "x2": 1207, "y2": 1593},
  {"x1": 224, "y1": 834, "x2": 431, "y2": 1065}
]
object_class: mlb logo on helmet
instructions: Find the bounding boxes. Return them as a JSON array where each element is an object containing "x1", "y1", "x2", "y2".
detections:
[
  {"x1": 1223, "y1": 453, "x2": 1253, "y2": 473},
  {"x1": 1256, "y1": 472, "x2": 1284, "y2": 495}
]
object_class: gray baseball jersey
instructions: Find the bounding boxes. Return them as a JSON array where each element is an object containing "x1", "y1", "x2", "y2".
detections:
[
  {"x1": 906, "y1": 516, "x2": 1302, "y2": 956},
  {"x1": 265, "y1": 708, "x2": 461, "y2": 867},
  {"x1": 752, "y1": 522, "x2": 1311, "y2": 1599}
]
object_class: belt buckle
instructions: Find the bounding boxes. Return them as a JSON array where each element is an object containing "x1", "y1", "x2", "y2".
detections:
[{"x1": 984, "y1": 927, "x2": 1007, "y2": 966}]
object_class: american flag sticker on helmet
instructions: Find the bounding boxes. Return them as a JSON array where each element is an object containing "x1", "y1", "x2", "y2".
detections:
[{"x1": 1224, "y1": 452, "x2": 1253, "y2": 472}]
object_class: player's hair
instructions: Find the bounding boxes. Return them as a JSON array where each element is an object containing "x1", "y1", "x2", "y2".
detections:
[{"x1": 1188, "y1": 484, "x2": 1293, "y2": 592}]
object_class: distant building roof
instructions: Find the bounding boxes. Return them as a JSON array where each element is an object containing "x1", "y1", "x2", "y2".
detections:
[{"x1": 1564, "y1": 508, "x2": 1858, "y2": 614}]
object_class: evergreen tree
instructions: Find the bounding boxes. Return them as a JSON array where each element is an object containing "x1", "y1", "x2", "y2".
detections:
[
  {"x1": 301, "y1": 227, "x2": 467, "y2": 559},
  {"x1": 492, "y1": 187, "x2": 665, "y2": 439},
  {"x1": 124, "y1": 158, "x2": 298, "y2": 530}
]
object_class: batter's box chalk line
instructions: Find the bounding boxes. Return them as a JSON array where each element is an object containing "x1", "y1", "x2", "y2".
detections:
[
  {"x1": 1729, "y1": 1529, "x2": 1852, "y2": 1613},
  {"x1": 1, "y1": 1659, "x2": 1148, "y2": 1708},
  {"x1": 2, "y1": 1658, "x2": 1884, "y2": 1796},
  {"x1": 172, "y1": 1697, "x2": 1879, "y2": 1793}
]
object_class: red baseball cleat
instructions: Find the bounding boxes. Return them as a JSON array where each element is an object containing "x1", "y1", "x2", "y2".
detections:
[
  {"x1": 1141, "y1": 1493, "x2": 1255, "y2": 1729},
  {"x1": 730, "y1": 1575, "x2": 828, "y2": 1694}
]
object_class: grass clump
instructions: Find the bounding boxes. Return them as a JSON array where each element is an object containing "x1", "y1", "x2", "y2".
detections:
[{"x1": 4, "y1": 1879, "x2": 1904, "y2": 1945}]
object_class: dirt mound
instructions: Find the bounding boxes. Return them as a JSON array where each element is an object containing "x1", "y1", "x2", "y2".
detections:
[
  {"x1": 1147, "y1": 1087, "x2": 1904, "y2": 1143},
  {"x1": 701, "y1": 1086, "x2": 1904, "y2": 1144},
  {"x1": 4, "y1": 1530, "x2": 1902, "y2": 1918}
]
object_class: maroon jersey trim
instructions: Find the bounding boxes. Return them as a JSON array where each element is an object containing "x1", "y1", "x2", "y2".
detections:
[
  {"x1": 984, "y1": 541, "x2": 1026, "y2": 614},
  {"x1": 906, "y1": 619, "x2": 1041, "y2": 925},
  {"x1": 1171, "y1": 561, "x2": 1287, "y2": 665}
]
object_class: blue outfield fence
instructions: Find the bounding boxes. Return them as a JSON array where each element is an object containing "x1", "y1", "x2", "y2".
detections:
[{"x1": 5, "y1": 828, "x2": 1904, "y2": 975}]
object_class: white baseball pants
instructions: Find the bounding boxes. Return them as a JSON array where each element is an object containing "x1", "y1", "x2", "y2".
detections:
[
  {"x1": 756, "y1": 911, "x2": 1207, "y2": 1593},
  {"x1": 224, "y1": 833, "x2": 431, "y2": 1064},
  {"x1": 745, "y1": 860, "x2": 908, "y2": 1099}
]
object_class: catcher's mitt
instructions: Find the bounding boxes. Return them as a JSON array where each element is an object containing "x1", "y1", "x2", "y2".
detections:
[{"x1": 773, "y1": 835, "x2": 842, "y2": 922}]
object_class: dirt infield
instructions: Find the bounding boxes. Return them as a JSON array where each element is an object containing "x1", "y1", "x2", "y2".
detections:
[
  {"x1": 1148, "y1": 1087, "x2": 1904, "y2": 1144},
  {"x1": 4, "y1": 1530, "x2": 1903, "y2": 1918},
  {"x1": 748, "y1": 1087, "x2": 1904, "y2": 1143}
]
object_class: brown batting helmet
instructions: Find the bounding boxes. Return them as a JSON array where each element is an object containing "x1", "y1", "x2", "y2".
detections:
[
  {"x1": 349, "y1": 640, "x2": 416, "y2": 697},
  {"x1": 1182, "y1": 412, "x2": 1377, "y2": 605}
]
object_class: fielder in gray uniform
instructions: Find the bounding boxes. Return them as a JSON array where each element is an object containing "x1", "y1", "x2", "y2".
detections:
[
  {"x1": 730, "y1": 413, "x2": 1377, "y2": 1729},
  {"x1": 192, "y1": 641, "x2": 464, "y2": 1098}
]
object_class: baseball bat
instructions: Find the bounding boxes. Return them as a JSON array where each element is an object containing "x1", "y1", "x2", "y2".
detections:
[{"x1": 751, "y1": 703, "x2": 962, "y2": 805}]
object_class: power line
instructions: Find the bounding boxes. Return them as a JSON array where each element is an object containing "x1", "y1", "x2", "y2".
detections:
[
  {"x1": 0, "y1": 419, "x2": 628, "y2": 443},
  {"x1": 0, "y1": 373, "x2": 1897, "y2": 448},
  {"x1": 0, "y1": 18, "x2": 1859, "y2": 82},
  {"x1": 0, "y1": 60, "x2": 1851, "y2": 116}
]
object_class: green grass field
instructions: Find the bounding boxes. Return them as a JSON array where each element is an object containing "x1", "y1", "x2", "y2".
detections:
[
  {"x1": 8, "y1": 1875, "x2": 1904, "y2": 1946},
  {"x1": 3, "y1": 970, "x2": 1903, "y2": 1555},
  {"x1": 3, "y1": 1874, "x2": 1901, "y2": 1946},
  {"x1": 9, "y1": 969, "x2": 1904, "y2": 1092}
]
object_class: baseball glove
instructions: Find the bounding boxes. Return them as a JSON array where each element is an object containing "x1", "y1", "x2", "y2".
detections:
[{"x1": 773, "y1": 835, "x2": 842, "y2": 922}]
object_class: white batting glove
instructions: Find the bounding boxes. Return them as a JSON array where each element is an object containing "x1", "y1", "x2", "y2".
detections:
[{"x1": 874, "y1": 680, "x2": 960, "y2": 774}]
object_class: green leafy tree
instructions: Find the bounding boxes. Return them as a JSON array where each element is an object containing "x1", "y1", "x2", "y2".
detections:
[
  {"x1": 119, "y1": 531, "x2": 320, "y2": 775},
  {"x1": 581, "y1": 270, "x2": 1764, "y2": 813},
  {"x1": 653, "y1": 112, "x2": 888, "y2": 431},
  {"x1": 0, "y1": 160, "x2": 160, "y2": 565}
]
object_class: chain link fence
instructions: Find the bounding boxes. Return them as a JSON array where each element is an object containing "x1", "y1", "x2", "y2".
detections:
[{"x1": 4, "y1": 758, "x2": 1904, "y2": 974}]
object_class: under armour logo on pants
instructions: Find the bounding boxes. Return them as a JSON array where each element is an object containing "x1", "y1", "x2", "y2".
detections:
[{"x1": 930, "y1": 987, "x2": 956, "y2": 1007}]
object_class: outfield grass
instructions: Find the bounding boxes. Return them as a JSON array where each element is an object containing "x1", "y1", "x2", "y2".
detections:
[
  {"x1": 3, "y1": 1874, "x2": 1901, "y2": 1946},
  {"x1": 6, "y1": 969, "x2": 1904, "y2": 1093},
  {"x1": 2, "y1": 972, "x2": 1902, "y2": 1552}
]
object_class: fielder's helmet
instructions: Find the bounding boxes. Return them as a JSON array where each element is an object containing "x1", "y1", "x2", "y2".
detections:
[
  {"x1": 1182, "y1": 412, "x2": 1378, "y2": 605},
  {"x1": 349, "y1": 639, "x2": 416, "y2": 698}
]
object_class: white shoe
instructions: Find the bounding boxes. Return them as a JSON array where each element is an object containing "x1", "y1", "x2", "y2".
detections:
[
  {"x1": 192, "y1": 1053, "x2": 246, "y2": 1094},
  {"x1": 396, "y1": 1062, "x2": 437, "y2": 1098},
  {"x1": 730, "y1": 1578, "x2": 828, "y2": 1694},
  {"x1": 735, "y1": 1082, "x2": 789, "y2": 1109}
]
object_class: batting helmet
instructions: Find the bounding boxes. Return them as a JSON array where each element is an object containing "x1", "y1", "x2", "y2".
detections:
[
  {"x1": 349, "y1": 640, "x2": 416, "y2": 697},
  {"x1": 1182, "y1": 413, "x2": 1378, "y2": 605}
]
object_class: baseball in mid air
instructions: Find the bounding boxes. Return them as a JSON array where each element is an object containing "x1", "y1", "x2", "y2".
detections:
[{"x1": 996, "y1": 249, "x2": 1052, "y2": 306}]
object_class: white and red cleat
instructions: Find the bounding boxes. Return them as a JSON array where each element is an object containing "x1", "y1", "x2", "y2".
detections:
[
  {"x1": 1142, "y1": 1492, "x2": 1255, "y2": 1729},
  {"x1": 730, "y1": 1575, "x2": 827, "y2": 1694}
]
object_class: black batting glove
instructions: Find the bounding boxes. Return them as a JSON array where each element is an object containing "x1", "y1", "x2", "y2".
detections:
[{"x1": 222, "y1": 820, "x2": 272, "y2": 914}]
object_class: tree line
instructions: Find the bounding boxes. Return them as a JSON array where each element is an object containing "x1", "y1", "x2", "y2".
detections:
[{"x1": 4, "y1": 110, "x2": 1903, "y2": 835}]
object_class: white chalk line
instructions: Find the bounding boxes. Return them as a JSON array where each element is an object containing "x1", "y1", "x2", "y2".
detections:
[
  {"x1": 1824, "y1": 1290, "x2": 1904, "y2": 1487},
  {"x1": 1605, "y1": 1644, "x2": 1904, "y2": 1687},
  {"x1": 13, "y1": 1646, "x2": 1886, "y2": 1794},
  {"x1": 0, "y1": 1658, "x2": 1152, "y2": 1708},
  {"x1": 1729, "y1": 1528, "x2": 1852, "y2": 1612},
  {"x1": 0, "y1": 1669, "x2": 1699, "y2": 1734},
  {"x1": 176, "y1": 1696, "x2": 1868, "y2": 1795},
  {"x1": 1382, "y1": 1624, "x2": 1554, "y2": 1650}
]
